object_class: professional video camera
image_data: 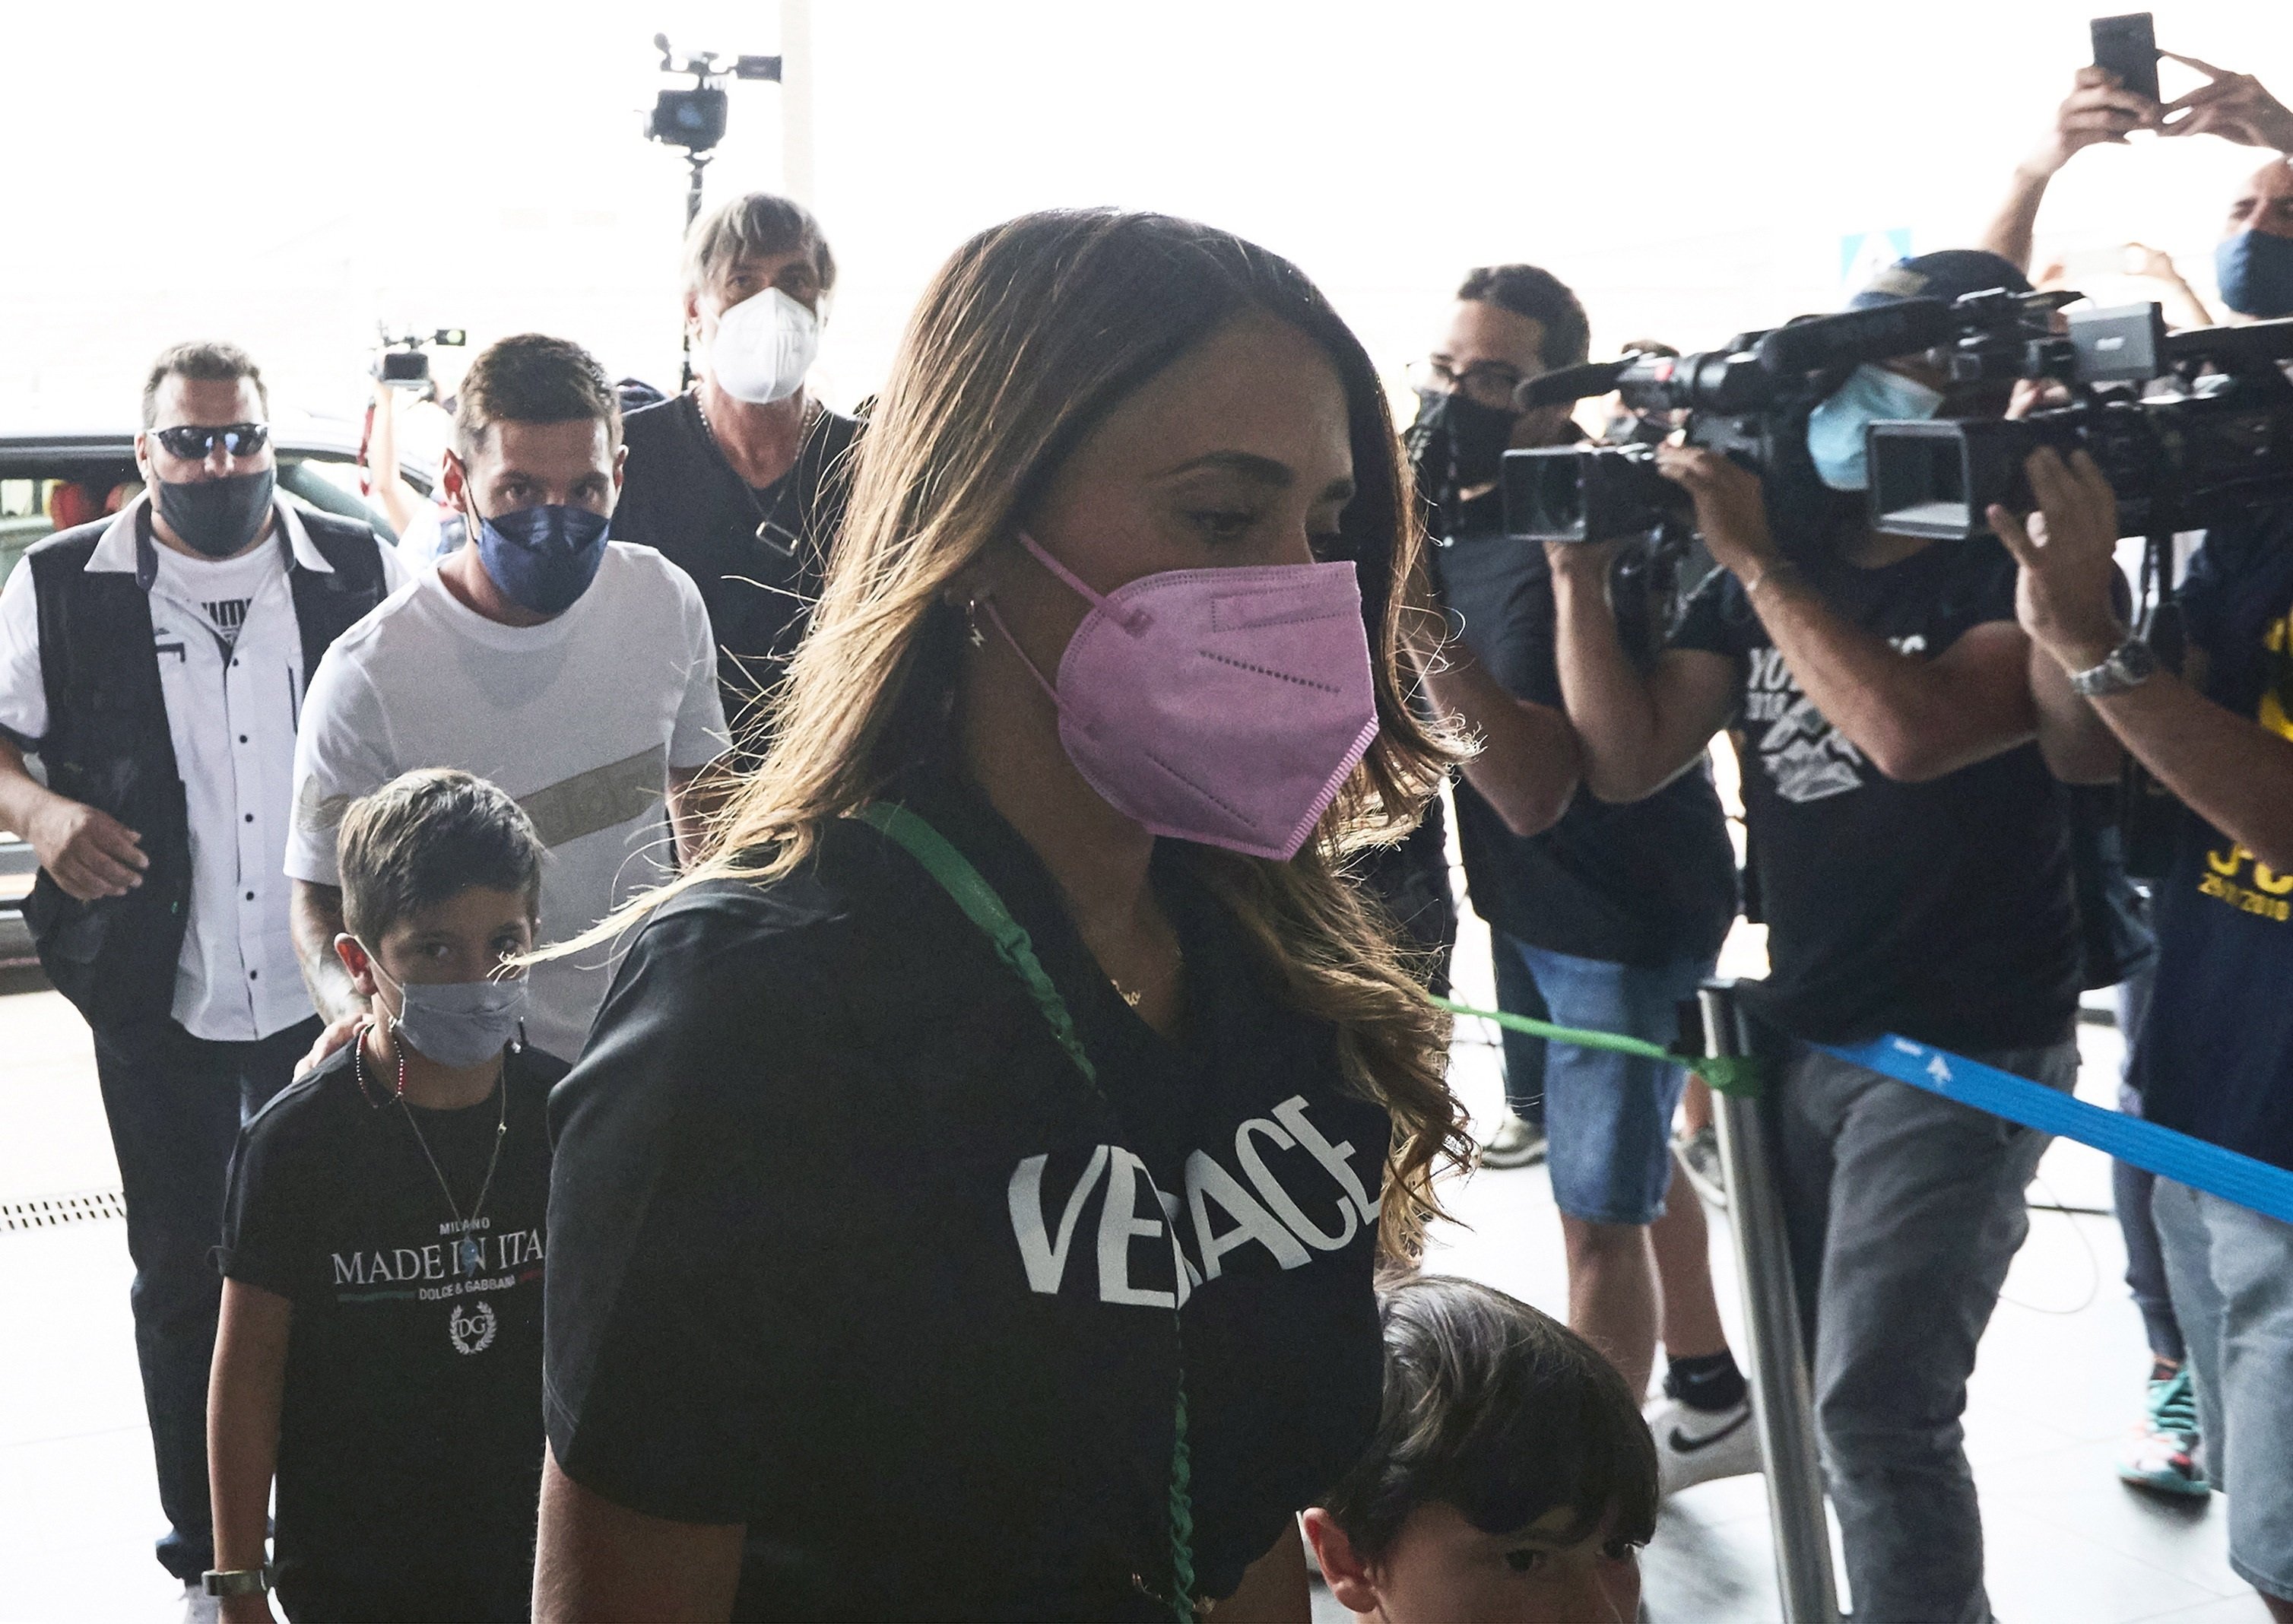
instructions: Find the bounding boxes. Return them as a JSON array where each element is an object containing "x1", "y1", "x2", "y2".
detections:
[
  {"x1": 372, "y1": 326, "x2": 467, "y2": 390},
  {"x1": 1866, "y1": 306, "x2": 2293, "y2": 542},
  {"x1": 1499, "y1": 291, "x2": 2074, "y2": 550},
  {"x1": 643, "y1": 34, "x2": 782, "y2": 157}
]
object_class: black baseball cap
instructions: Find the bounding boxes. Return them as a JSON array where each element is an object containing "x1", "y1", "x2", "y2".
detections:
[{"x1": 1848, "y1": 249, "x2": 2034, "y2": 311}]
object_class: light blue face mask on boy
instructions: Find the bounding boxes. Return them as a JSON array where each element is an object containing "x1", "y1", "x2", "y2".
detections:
[{"x1": 1805, "y1": 364, "x2": 1946, "y2": 492}]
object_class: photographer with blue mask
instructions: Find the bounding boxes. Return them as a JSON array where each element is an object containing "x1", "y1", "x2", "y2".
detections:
[
  {"x1": 287, "y1": 335, "x2": 729, "y2": 1068},
  {"x1": 1548, "y1": 250, "x2": 2094, "y2": 1624}
]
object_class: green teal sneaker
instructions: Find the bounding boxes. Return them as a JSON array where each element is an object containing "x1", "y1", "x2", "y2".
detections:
[{"x1": 2117, "y1": 1365, "x2": 2209, "y2": 1499}]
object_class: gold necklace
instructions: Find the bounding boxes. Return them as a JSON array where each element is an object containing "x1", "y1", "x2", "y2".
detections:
[{"x1": 1109, "y1": 946, "x2": 1185, "y2": 1009}]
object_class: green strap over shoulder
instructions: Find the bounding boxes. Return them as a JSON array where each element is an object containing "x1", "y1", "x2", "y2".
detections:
[{"x1": 856, "y1": 801, "x2": 1099, "y2": 1086}]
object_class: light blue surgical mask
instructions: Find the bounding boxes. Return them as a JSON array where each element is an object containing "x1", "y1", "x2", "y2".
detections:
[{"x1": 1805, "y1": 364, "x2": 1946, "y2": 493}]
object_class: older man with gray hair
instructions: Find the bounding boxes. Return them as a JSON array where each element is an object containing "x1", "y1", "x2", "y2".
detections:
[{"x1": 611, "y1": 192, "x2": 861, "y2": 753}]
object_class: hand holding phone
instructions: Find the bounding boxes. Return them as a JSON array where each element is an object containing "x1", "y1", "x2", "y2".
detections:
[{"x1": 2092, "y1": 13, "x2": 2161, "y2": 106}]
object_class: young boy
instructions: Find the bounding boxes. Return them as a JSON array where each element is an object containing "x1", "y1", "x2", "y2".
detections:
[
  {"x1": 1304, "y1": 1277, "x2": 1660, "y2": 1624},
  {"x1": 204, "y1": 769, "x2": 557, "y2": 1622}
]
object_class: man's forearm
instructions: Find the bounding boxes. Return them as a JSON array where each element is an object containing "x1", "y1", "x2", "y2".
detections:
[
  {"x1": 0, "y1": 738, "x2": 57, "y2": 841},
  {"x1": 1412, "y1": 645, "x2": 1580, "y2": 838},
  {"x1": 289, "y1": 880, "x2": 363, "y2": 1025},
  {"x1": 2092, "y1": 672, "x2": 2293, "y2": 871},
  {"x1": 1748, "y1": 569, "x2": 2035, "y2": 780},
  {"x1": 665, "y1": 768, "x2": 723, "y2": 870},
  {"x1": 1548, "y1": 566, "x2": 1682, "y2": 801},
  {"x1": 1980, "y1": 165, "x2": 2052, "y2": 277},
  {"x1": 2030, "y1": 639, "x2": 2122, "y2": 784}
]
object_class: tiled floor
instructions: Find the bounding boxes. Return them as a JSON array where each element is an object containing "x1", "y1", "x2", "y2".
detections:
[{"x1": 0, "y1": 944, "x2": 2274, "y2": 1624}]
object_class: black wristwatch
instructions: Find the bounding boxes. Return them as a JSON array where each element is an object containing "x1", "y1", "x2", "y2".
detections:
[
  {"x1": 2067, "y1": 635, "x2": 2161, "y2": 698},
  {"x1": 202, "y1": 1566, "x2": 273, "y2": 1597}
]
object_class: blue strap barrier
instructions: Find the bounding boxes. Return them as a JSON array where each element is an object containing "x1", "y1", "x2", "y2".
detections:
[{"x1": 1822, "y1": 1035, "x2": 2293, "y2": 1228}]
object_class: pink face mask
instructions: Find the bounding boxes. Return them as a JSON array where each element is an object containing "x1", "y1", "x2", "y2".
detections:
[{"x1": 982, "y1": 531, "x2": 1381, "y2": 861}]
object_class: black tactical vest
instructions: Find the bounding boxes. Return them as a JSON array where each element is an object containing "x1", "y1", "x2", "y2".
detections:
[{"x1": 21, "y1": 506, "x2": 392, "y2": 1027}]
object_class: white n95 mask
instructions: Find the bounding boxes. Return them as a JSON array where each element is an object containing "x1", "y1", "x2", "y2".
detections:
[{"x1": 709, "y1": 287, "x2": 821, "y2": 404}]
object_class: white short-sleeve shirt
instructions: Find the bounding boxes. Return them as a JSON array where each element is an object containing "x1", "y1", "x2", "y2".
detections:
[{"x1": 286, "y1": 541, "x2": 728, "y2": 1063}]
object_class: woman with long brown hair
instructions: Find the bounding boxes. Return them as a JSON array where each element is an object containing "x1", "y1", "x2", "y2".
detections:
[{"x1": 534, "y1": 208, "x2": 1468, "y2": 1623}]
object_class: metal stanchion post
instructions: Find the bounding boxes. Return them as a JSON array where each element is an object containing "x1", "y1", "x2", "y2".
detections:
[{"x1": 1698, "y1": 979, "x2": 1841, "y2": 1624}]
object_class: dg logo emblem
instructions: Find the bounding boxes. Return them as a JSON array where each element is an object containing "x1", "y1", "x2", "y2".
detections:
[{"x1": 449, "y1": 1299, "x2": 498, "y2": 1356}]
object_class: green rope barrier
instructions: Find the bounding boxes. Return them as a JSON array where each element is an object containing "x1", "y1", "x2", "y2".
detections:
[{"x1": 1432, "y1": 996, "x2": 1765, "y2": 1099}]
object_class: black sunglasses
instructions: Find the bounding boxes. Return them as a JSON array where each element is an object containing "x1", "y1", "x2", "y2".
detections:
[{"x1": 149, "y1": 421, "x2": 271, "y2": 460}]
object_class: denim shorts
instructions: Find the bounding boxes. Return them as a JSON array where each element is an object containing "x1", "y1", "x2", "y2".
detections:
[
  {"x1": 1496, "y1": 936, "x2": 1713, "y2": 1226},
  {"x1": 2153, "y1": 1179, "x2": 2293, "y2": 1602}
]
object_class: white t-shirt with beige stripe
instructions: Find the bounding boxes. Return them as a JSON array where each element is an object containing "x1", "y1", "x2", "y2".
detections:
[{"x1": 285, "y1": 542, "x2": 728, "y2": 1062}]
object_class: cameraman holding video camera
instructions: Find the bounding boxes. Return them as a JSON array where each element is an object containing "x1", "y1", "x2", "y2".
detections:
[
  {"x1": 1548, "y1": 249, "x2": 2087, "y2": 1624},
  {"x1": 1407, "y1": 266, "x2": 1753, "y2": 1493},
  {"x1": 1999, "y1": 441, "x2": 2293, "y2": 1620}
]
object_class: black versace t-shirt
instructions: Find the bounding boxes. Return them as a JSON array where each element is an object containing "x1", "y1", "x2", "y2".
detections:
[
  {"x1": 1669, "y1": 534, "x2": 2079, "y2": 1051},
  {"x1": 1437, "y1": 500, "x2": 1738, "y2": 969},
  {"x1": 544, "y1": 778, "x2": 1388, "y2": 1621},
  {"x1": 219, "y1": 1042, "x2": 562, "y2": 1622},
  {"x1": 611, "y1": 394, "x2": 861, "y2": 745}
]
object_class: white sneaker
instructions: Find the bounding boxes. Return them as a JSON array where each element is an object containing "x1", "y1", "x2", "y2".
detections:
[
  {"x1": 181, "y1": 1581, "x2": 220, "y2": 1624},
  {"x1": 1476, "y1": 1111, "x2": 1547, "y2": 1169},
  {"x1": 1646, "y1": 1394, "x2": 1762, "y2": 1496},
  {"x1": 1674, "y1": 1123, "x2": 1727, "y2": 1210}
]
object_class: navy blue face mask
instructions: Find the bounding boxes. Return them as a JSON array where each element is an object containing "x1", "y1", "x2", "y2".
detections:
[
  {"x1": 2215, "y1": 230, "x2": 2293, "y2": 319},
  {"x1": 471, "y1": 503, "x2": 611, "y2": 616}
]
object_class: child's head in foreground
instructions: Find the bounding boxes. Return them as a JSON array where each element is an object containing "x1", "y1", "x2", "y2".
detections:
[{"x1": 1304, "y1": 1275, "x2": 1659, "y2": 1623}]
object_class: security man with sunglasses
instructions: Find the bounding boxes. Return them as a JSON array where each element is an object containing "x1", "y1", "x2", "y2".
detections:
[{"x1": 0, "y1": 341, "x2": 403, "y2": 1619}]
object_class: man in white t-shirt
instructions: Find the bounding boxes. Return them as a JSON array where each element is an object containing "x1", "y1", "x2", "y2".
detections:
[
  {"x1": 0, "y1": 341, "x2": 405, "y2": 1615},
  {"x1": 287, "y1": 334, "x2": 728, "y2": 1064}
]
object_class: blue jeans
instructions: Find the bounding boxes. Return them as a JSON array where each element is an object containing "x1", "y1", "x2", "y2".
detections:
[
  {"x1": 2154, "y1": 1179, "x2": 2293, "y2": 1602},
  {"x1": 90, "y1": 1014, "x2": 314, "y2": 1581},
  {"x1": 1498, "y1": 937, "x2": 1711, "y2": 1225}
]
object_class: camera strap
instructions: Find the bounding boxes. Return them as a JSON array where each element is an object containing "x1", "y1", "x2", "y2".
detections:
[{"x1": 852, "y1": 800, "x2": 1196, "y2": 1619}]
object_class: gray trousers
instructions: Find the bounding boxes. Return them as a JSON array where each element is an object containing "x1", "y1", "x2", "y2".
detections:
[{"x1": 1772, "y1": 1039, "x2": 2079, "y2": 1624}]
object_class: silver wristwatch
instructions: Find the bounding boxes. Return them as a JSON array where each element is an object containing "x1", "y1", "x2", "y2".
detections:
[
  {"x1": 201, "y1": 1566, "x2": 273, "y2": 1597},
  {"x1": 2068, "y1": 636, "x2": 2161, "y2": 698}
]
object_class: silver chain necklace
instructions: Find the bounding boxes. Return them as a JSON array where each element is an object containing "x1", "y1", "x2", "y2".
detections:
[
  {"x1": 357, "y1": 1032, "x2": 509, "y2": 1277},
  {"x1": 693, "y1": 389, "x2": 816, "y2": 553}
]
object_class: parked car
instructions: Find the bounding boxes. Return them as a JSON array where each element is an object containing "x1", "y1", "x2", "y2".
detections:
[{"x1": 0, "y1": 414, "x2": 421, "y2": 968}]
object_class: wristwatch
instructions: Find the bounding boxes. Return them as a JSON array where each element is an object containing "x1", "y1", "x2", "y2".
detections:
[
  {"x1": 201, "y1": 1566, "x2": 272, "y2": 1597},
  {"x1": 2067, "y1": 635, "x2": 2161, "y2": 698}
]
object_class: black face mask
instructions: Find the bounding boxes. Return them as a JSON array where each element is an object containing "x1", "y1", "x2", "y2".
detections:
[
  {"x1": 1407, "y1": 389, "x2": 1520, "y2": 539},
  {"x1": 154, "y1": 468, "x2": 275, "y2": 559}
]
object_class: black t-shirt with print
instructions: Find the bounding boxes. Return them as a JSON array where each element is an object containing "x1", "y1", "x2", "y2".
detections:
[
  {"x1": 611, "y1": 395, "x2": 861, "y2": 744},
  {"x1": 1669, "y1": 534, "x2": 2079, "y2": 1051},
  {"x1": 220, "y1": 1042, "x2": 561, "y2": 1623},
  {"x1": 543, "y1": 776, "x2": 1388, "y2": 1622},
  {"x1": 2130, "y1": 509, "x2": 2293, "y2": 1169},
  {"x1": 1436, "y1": 494, "x2": 1738, "y2": 969}
]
